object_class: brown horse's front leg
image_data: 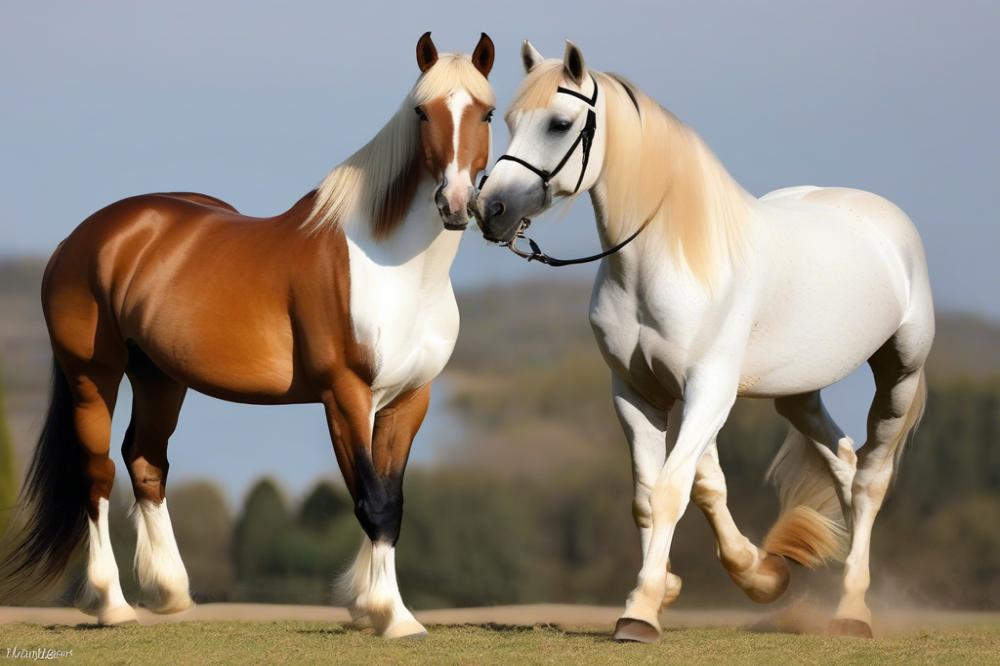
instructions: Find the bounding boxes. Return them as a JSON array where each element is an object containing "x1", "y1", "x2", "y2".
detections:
[{"x1": 323, "y1": 378, "x2": 430, "y2": 638}]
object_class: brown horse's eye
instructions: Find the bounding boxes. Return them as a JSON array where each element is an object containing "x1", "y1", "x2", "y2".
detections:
[
  {"x1": 414, "y1": 106, "x2": 428, "y2": 121},
  {"x1": 483, "y1": 108, "x2": 495, "y2": 123}
]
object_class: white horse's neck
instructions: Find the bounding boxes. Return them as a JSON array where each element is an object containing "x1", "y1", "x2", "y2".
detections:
[{"x1": 589, "y1": 119, "x2": 756, "y2": 292}]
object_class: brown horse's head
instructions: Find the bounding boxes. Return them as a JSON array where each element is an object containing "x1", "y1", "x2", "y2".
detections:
[{"x1": 412, "y1": 32, "x2": 495, "y2": 230}]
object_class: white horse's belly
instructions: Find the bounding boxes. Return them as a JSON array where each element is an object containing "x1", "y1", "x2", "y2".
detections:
[{"x1": 740, "y1": 188, "x2": 918, "y2": 396}]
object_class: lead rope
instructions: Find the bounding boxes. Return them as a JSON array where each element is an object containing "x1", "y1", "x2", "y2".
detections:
[{"x1": 504, "y1": 213, "x2": 654, "y2": 267}]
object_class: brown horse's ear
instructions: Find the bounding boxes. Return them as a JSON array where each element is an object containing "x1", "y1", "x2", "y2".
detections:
[
  {"x1": 472, "y1": 32, "x2": 495, "y2": 78},
  {"x1": 416, "y1": 31, "x2": 438, "y2": 73},
  {"x1": 522, "y1": 40, "x2": 543, "y2": 73},
  {"x1": 563, "y1": 40, "x2": 586, "y2": 85}
]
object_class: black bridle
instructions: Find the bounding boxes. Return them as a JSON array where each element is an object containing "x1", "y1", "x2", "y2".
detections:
[
  {"x1": 482, "y1": 75, "x2": 652, "y2": 268},
  {"x1": 494, "y1": 75, "x2": 599, "y2": 196}
]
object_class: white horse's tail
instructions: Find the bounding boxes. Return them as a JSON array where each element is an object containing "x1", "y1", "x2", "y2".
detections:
[{"x1": 763, "y1": 429, "x2": 849, "y2": 568}]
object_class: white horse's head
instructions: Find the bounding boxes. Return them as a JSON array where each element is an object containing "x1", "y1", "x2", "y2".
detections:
[{"x1": 475, "y1": 40, "x2": 608, "y2": 243}]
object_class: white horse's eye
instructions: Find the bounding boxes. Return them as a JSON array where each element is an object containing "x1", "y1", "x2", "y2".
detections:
[{"x1": 548, "y1": 117, "x2": 573, "y2": 134}]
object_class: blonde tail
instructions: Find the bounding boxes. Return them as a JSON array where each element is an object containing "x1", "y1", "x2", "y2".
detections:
[{"x1": 763, "y1": 429, "x2": 849, "y2": 568}]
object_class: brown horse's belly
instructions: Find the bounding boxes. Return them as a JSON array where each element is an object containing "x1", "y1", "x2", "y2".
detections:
[
  {"x1": 116, "y1": 255, "x2": 306, "y2": 403},
  {"x1": 130, "y1": 315, "x2": 302, "y2": 404}
]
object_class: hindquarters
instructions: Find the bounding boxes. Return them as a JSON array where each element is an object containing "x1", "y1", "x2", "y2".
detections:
[{"x1": 746, "y1": 187, "x2": 933, "y2": 396}]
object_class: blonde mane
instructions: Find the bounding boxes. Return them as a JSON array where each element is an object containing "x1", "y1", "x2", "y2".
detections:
[
  {"x1": 510, "y1": 62, "x2": 748, "y2": 285},
  {"x1": 305, "y1": 55, "x2": 494, "y2": 238}
]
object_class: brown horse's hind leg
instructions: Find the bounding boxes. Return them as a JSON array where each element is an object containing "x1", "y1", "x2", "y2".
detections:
[
  {"x1": 58, "y1": 357, "x2": 137, "y2": 625},
  {"x1": 122, "y1": 348, "x2": 192, "y2": 614},
  {"x1": 330, "y1": 383, "x2": 430, "y2": 639}
]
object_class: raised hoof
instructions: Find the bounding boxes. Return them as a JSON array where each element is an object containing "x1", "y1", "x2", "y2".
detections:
[
  {"x1": 613, "y1": 617, "x2": 661, "y2": 643},
  {"x1": 829, "y1": 618, "x2": 874, "y2": 639},
  {"x1": 97, "y1": 605, "x2": 139, "y2": 626},
  {"x1": 733, "y1": 554, "x2": 790, "y2": 604}
]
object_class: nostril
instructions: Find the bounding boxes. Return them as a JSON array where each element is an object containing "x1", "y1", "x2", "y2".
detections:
[
  {"x1": 489, "y1": 201, "x2": 506, "y2": 218},
  {"x1": 434, "y1": 186, "x2": 449, "y2": 213}
]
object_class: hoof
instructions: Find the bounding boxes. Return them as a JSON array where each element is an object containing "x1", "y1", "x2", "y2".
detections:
[
  {"x1": 138, "y1": 582, "x2": 194, "y2": 615},
  {"x1": 732, "y1": 553, "x2": 790, "y2": 604},
  {"x1": 348, "y1": 615, "x2": 373, "y2": 631},
  {"x1": 382, "y1": 618, "x2": 428, "y2": 639},
  {"x1": 97, "y1": 605, "x2": 139, "y2": 626},
  {"x1": 613, "y1": 617, "x2": 661, "y2": 643},
  {"x1": 142, "y1": 594, "x2": 194, "y2": 615},
  {"x1": 829, "y1": 618, "x2": 873, "y2": 639}
]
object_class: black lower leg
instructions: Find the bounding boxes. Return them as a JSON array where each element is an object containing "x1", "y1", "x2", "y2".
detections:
[{"x1": 352, "y1": 456, "x2": 404, "y2": 545}]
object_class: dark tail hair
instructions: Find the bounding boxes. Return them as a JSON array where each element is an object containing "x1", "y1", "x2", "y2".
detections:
[{"x1": 0, "y1": 361, "x2": 89, "y2": 600}]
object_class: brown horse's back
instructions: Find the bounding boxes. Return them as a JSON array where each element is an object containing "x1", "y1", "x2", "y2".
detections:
[
  {"x1": 156, "y1": 191, "x2": 240, "y2": 213},
  {"x1": 42, "y1": 192, "x2": 341, "y2": 403}
]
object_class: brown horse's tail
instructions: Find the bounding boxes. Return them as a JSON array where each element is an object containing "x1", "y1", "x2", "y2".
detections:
[{"x1": 0, "y1": 361, "x2": 89, "y2": 600}]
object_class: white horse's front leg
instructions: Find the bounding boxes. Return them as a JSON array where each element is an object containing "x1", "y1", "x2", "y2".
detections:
[
  {"x1": 692, "y1": 443, "x2": 790, "y2": 603},
  {"x1": 616, "y1": 367, "x2": 737, "y2": 642},
  {"x1": 612, "y1": 378, "x2": 682, "y2": 615}
]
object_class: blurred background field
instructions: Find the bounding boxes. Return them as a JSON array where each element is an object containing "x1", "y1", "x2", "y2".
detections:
[{"x1": 1, "y1": 258, "x2": 998, "y2": 612}]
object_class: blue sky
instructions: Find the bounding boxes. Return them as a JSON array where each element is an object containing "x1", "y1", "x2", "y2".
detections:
[{"x1": 2, "y1": 2, "x2": 997, "y2": 504}]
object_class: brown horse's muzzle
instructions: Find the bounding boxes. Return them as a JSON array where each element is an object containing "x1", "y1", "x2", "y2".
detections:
[{"x1": 435, "y1": 178, "x2": 474, "y2": 231}]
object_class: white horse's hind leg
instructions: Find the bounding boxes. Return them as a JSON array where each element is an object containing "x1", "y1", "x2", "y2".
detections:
[
  {"x1": 78, "y1": 497, "x2": 138, "y2": 626},
  {"x1": 692, "y1": 444, "x2": 790, "y2": 603},
  {"x1": 832, "y1": 345, "x2": 927, "y2": 638},
  {"x1": 774, "y1": 391, "x2": 857, "y2": 521},
  {"x1": 337, "y1": 538, "x2": 426, "y2": 638},
  {"x1": 133, "y1": 499, "x2": 193, "y2": 613}
]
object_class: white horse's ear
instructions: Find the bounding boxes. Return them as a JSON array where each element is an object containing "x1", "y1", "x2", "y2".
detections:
[
  {"x1": 416, "y1": 31, "x2": 438, "y2": 73},
  {"x1": 522, "y1": 40, "x2": 543, "y2": 73},
  {"x1": 563, "y1": 40, "x2": 586, "y2": 85}
]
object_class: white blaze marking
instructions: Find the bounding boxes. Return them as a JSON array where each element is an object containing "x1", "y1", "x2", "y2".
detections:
[{"x1": 444, "y1": 90, "x2": 473, "y2": 210}]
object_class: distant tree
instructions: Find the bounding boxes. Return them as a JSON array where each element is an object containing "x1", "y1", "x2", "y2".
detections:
[
  {"x1": 232, "y1": 478, "x2": 290, "y2": 580},
  {"x1": 170, "y1": 480, "x2": 234, "y2": 601},
  {"x1": 297, "y1": 480, "x2": 352, "y2": 531}
]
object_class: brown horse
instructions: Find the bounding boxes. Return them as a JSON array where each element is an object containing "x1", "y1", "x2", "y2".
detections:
[{"x1": 1, "y1": 32, "x2": 495, "y2": 639}]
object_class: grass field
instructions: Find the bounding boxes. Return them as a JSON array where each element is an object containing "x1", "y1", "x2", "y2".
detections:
[{"x1": 3, "y1": 620, "x2": 1000, "y2": 665}]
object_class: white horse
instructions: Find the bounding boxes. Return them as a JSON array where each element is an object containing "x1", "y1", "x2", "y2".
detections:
[{"x1": 475, "y1": 40, "x2": 933, "y2": 641}]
